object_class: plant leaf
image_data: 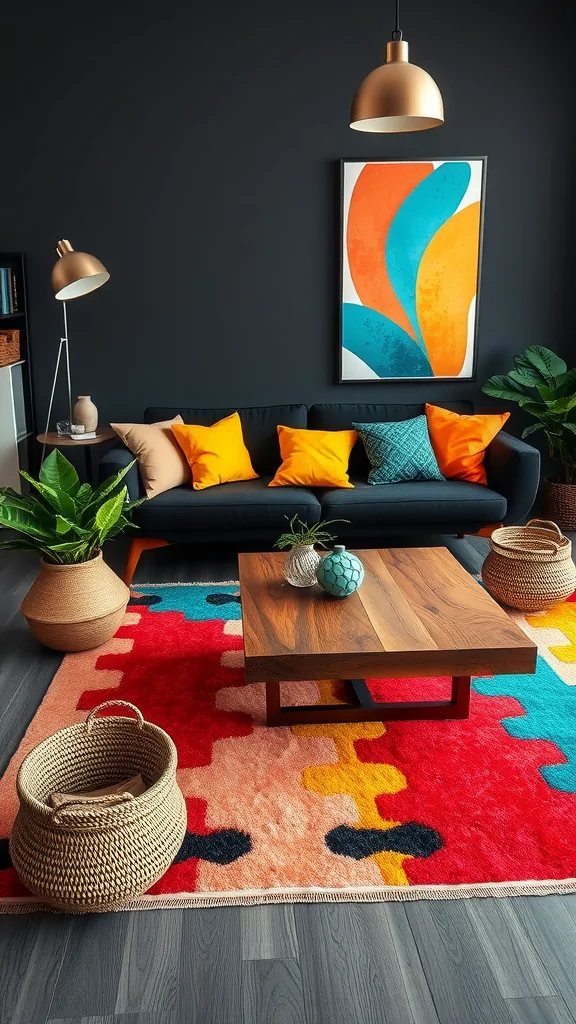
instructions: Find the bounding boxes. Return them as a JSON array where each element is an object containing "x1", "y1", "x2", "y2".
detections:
[
  {"x1": 517, "y1": 399, "x2": 552, "y2": 418},
  {"x1": 546, "y1": 395, "x2": 576, "y2": 415},
  {"x1": 75, "y1": 482, "x2": 93, "y2": 508},
  {"x1": 123, "y1": 497, "x2": 146, "y2": 512},
  {"x1": 521, "y1": 423, "x2": 545, "y2": 438},
  {"x1": 49, "y1": 540, "x2": 89, "y2": 555},
  {"x1": 19, "y1": 472, "x2": 76, "y2": 520},
  {"x1": 0, "y1": 503, "x2": 53, "y2": 542},
  {"x1": 54, "y1": 515, "x2": 93, "y2": 538},
  {"x1": 0, "y1": 536, "x2": 42, "y2": 551},
  {"x1": 89, "y1": 461, "x2": 136, "y2": 503},
  {"x1": 39, "y1": 449, "x2": 80, "y2": 496},
  {"x1": 482, "y1": 375, "x2": 527, "y2": 403},
  {"x1": 94, "y1": 487, "x2": 127, "y2": 540},
  {"x1": 508, "y1": 367, "x2": 544, "y2": 388},
  {"x1": 524, "y1": 346, "x2": 567, "y2": 382}
]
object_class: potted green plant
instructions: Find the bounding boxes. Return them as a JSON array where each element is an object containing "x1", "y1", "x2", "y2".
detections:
[
  {"x1": 483, "y1": 344, "x2": 576, "y2": 527},
  {"x1": 274, "y1": 515, "x2": 349, "y2": 587},
  {"x1": 0, "y1": 449, "x2": 143, "y2": 651}
]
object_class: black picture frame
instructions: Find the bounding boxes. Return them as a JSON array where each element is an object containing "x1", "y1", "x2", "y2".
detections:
[{"x1": 338, "y1": 156, "x2": 487, "y2": 384}]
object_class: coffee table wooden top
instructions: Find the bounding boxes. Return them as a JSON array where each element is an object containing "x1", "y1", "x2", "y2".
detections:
[{"x1": 239, "y1": 547, "x2": 537, "y2": 683}]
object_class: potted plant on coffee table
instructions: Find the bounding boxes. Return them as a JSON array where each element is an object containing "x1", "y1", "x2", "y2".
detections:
[
  {"x1": 0, "y1": 449, "x2": 143, "y2": 651},
  {"x1": 483, "y1": 345, "x2": 576, "y2": 528},
  {"x1": 274, "y1": 515, "x2": 349, "y2": 587}
]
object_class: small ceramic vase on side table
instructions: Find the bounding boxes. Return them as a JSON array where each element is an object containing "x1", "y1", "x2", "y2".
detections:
[{"x1": 73, "y1": 396, "x2": 98, "y2": 432}]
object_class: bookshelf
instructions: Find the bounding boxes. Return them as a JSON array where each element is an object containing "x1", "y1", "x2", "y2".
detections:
[{"x1": 0, "y1": 253, "x2": 36, "y2": 490}]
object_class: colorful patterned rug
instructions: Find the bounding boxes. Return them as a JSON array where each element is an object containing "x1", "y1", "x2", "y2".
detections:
[{"x1": 1, "y1": 580, "x2": 576, "y2": 912}]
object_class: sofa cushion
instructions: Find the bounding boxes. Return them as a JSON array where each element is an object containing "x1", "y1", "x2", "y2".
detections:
[
  {"x1": 309, "y1": 403, "x2": 474, "y2": 477},
  {"x1": 270, "y1": 426, "x2": 357, "y2": 489},
  {"x1": 172, "y1": 413, "x2": 258, "y2": 490},
  {"x1": 135, "y1": 477, "x2": 321, "y2": 533},
  {"x1": 353, "y1": 417, "x2": 443, "y2": 484},
  {"x1": 318, "y1": 479, "x2": 506, "y2": 526},
  {"x1": 144, "y1": 405, "x2": 307, "y2": 476}
]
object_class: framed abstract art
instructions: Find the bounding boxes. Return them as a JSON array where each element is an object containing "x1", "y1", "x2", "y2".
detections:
[{"x1": 340, "y1": 157, "x2": 486, "y2": 382}]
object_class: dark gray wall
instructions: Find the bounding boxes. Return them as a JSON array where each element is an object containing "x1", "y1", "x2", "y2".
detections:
[{"x1": 1, "y1": 0, "x2": 573, "y2": 432}]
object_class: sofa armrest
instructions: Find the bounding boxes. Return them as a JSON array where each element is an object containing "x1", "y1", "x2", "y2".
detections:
[
  {"x1": 484, "y1": 431, "x2": 540, "y2": 524},
  {"x1": 98, "y1": 446, "x2": 143, "y2": 501}
]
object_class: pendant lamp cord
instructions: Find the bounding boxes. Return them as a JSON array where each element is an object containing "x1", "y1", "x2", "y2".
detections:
[{"x1": 392, "y1": 0, "x2": 402, "y2": 39}]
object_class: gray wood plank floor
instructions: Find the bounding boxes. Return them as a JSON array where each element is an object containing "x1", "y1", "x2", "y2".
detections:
[{"x1": 1, "y1": 537, "x2": 576, "y2": 1024}]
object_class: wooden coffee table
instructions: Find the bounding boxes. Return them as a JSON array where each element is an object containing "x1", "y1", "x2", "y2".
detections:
[{"x1": 238, "y1": 547, "x2": 537, "y2": 726}]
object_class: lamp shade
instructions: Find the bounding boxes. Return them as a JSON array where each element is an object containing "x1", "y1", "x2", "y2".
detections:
[
  {"x1": 51, "y1": 239, "x2": 110, "y2": 301},
  {"x1": 350, "y1": 40, "x2": 444, "y2": 133}
]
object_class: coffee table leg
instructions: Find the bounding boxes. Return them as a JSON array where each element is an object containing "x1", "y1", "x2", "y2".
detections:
[
  {"x1": 264, "y1": 675, "x2": 472, "y2": 726},
  {"x1": 266, "y1": 681, "x2": 281, "y2": 725},
  {"x1": 452, "y1": 675, "x2": 471, "y2": 717}
]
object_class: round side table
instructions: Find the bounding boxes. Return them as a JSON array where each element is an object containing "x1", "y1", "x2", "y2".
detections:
[{"x1": 36, "y1": 428, "x2": 116, "y2": 483}]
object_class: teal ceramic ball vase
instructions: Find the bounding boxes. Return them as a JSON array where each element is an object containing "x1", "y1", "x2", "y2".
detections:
[{"x1": 316, "y1": 545, "x2": 364, "y2": 598}]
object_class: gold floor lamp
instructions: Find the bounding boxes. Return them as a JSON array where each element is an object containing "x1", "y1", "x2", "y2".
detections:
[{"x1": 42, "y1": 240, "x2": 110, "y2": 457}]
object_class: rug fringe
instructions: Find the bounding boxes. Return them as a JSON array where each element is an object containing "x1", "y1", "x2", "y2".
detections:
[
  {"x1": 3, "y1": 877, "x2": 576, "y2": 914},
  {"x1": 133, "y1": 581, "x2": 240, "y2": 588}
]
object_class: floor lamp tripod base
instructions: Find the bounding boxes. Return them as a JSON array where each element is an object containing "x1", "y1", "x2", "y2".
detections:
[{"x1": 42, "y1": 302, "x2": 72, "y2": 463}]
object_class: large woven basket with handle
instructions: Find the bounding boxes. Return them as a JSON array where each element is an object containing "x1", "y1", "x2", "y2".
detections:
[
  {"x1": 10, "y1": 700, "x2": 187, "y2": 912},
  {"x1": 482, "y1": 518, "x2": 576, "y2": 612}
]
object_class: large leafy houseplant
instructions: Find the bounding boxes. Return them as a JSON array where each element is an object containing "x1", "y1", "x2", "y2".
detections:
[
  {"x1": 0, "y1": 450, "x2": 145, "y2": 652},
  {"x1": 483, "y1": 345, "x2": 576, "y2": 485},
  {"x1": 0, "y1": 449, "x2": 142, "y2": 562}
]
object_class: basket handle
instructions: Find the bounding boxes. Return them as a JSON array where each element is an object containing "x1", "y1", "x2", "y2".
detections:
[
  {"x1": 526, "y1": 518, "x2": 565, "y2": 540},
  {"x1": 491, "y1": 537, "x2": 561, "y2": 557},
  {"x1": 86, "y1": 700, "x2": 144, "y2": 733},
  {"x1": 50, "y1": 791, "x2": 136, "y2": 822}
]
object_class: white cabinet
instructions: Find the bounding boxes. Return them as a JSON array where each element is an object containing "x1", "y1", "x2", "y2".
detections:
[{"x1": 0, "y1": 360, "x2": 32, "y2": 491}]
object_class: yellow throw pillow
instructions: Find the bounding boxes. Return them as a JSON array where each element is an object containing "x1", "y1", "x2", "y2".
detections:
[
  {"x1": 269, "y1": 425, "x2": 357, "y2": 488},
  {"x1": 171, "y1": 412, "x2": 258, "y2": 491}
]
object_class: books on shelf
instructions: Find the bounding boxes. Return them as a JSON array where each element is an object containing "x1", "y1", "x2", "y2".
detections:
[{"x1": 0, "y1": 267, "x2": 19, "y2": 316}]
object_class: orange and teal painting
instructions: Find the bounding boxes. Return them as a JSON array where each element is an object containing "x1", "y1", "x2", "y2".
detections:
[{"x1": 341, "y1": 159, "x2": 485, "y2": 381}]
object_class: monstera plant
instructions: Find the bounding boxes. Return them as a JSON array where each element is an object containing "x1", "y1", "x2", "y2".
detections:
[
  {"x1": 483, "y1": 345, "x2": 576, "y2": 526},
  {"x1": 0, "y1": 450, "x2": 144, "y2": 652}
]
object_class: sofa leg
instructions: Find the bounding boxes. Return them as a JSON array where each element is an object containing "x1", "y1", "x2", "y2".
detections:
[
  {"x1": 457, "y1": 524, "x2": 503, "y2": 541},
  {"x1": 476, "y1": 523, "x2": 503, "y2": 538},
  {"x1": 124, "y1": 538, "x2": 169, "y2": 586}
]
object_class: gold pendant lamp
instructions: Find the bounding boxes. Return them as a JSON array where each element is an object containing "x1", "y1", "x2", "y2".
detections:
[{"x1": 350, "y1": 0, "x2": 444, "y2": 133}]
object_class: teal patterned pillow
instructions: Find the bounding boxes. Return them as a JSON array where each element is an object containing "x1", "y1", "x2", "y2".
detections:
[{"x1": 353, "y1": 416, "x2": 444, "y2": 484}]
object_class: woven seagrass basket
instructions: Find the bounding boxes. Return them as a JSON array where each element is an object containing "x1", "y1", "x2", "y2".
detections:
[
  {"x1": 543, "y1": 478, "x2": 576, "y2": 531},
  {"x1": 10, "y1": 701, "x2": 187, "y2": 912},
  {"x1": 482, "y1": 518, "x2": 576, "y2": 612}
]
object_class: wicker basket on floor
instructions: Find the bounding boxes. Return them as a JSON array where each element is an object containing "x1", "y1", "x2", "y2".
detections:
[
  {"x1": 482, "y1": 518, "x2": 576, "y2": 612},
  {"x1": 9, "y1": 700, "x2": 187, "y2": 912},
  {"x1": 543, "y1": 478, "x2": 576, "y2": 531}
]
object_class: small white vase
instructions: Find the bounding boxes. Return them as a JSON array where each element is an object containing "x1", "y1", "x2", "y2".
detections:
[
  {"x1": 73, "y1": 396, "x2": 98, "y2": 432},
  {"x1": 284, "y1": 544, "x2": 320, "y2": 587}
]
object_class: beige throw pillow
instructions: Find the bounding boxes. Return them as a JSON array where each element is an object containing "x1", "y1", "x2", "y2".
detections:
[{"x1": 111, "y1": 416, "x2": 191, "y2": 498}]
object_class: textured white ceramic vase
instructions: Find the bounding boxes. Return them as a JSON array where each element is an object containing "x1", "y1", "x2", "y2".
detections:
[{"x1": 283, "y1": 544, "x2": 320, "y2": 587}]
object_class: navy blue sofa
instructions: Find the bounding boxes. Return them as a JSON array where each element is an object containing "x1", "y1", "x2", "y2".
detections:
[{"x1": 99, "y1": 402, "x2": 540, "y2": 549}]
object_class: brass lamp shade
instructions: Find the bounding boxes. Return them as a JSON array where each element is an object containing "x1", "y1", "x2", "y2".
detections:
[
  {"x1": 51, "y1": 239, "x2": 110, "y2": 301},
  {"x1": 350, "y1": 40, "x2": 444, "y2": 133}
]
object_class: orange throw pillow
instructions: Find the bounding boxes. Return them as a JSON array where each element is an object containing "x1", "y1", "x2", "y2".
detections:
[
  {"x1": 425, "y1": 404, "x2": 510, "y2": 486},
  {"x1": 172, "y1": 412, "x2": 258, "y2": 491},
  {"x1": 269, "y1": 425, "x2": 357, "y2": 488}
]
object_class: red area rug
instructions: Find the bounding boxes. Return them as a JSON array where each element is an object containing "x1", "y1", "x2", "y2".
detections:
[{"x1": 1, "y1": 580, "x2": 576, "y2": 912}]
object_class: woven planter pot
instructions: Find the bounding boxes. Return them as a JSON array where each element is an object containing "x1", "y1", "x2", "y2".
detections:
[
  {"x1": 482, "y1": 518, "x2": 576, "y2": 612},
  {"x1": 543, "y1": 478, "x2": 576, "y2": 531},
  {"x1": 10, "y1": 700, "x2": 187, "y2": 913},
  {"x1": 21, "y1": 551, "x2": 129, "y2": 652}
]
